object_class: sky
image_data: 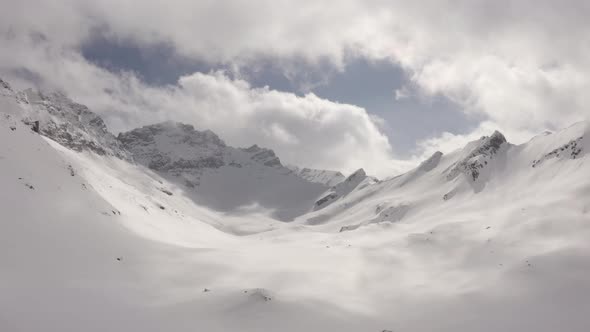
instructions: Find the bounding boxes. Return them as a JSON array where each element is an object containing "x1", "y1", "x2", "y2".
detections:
[{"x1": 1, "y1": 0, "x2": 590, "y2": 177}]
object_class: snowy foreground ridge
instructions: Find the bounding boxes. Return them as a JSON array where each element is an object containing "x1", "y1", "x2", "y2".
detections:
[{"x1": 1, "y1": 77, "x2": 590, "y2": 332}]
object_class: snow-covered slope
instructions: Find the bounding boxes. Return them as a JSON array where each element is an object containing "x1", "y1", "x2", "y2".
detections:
[
  {"x1": 2, "y1": 78, "x2": 590, "y2": 332},
  {"x1": 287, "y1": 165, "x2": 345, "y2": 186},
  {"x1": 299, "y1": 124, "x2": 590, "y2": 232}
]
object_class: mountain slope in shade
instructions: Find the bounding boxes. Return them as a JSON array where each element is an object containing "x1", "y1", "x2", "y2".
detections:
[
  {"x1": 2, "y1": 78, "x2": 590, "y2": 332},
  {"x1": 118, "y1": 122, "x2": 327, "y2": 221}
]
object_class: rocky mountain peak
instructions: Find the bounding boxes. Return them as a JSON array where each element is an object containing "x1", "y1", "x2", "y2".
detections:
[
  {"x1": 117, "y1": 122, "x2": 227, "y2": 176},
  {"x1": 483, "y1": 130, "x2": 507, "y2": 152},
  {"x1": 4, "y1": 84, "x2": 130, "y2": 160},
  {"x1": 446, "y1": 130, "x2": 508, "y2": 181},
  {"x1": 119, "y1": 122, "x2": 226, "y2": 149},
  {"x1": 240, "y1": 144, "x2": 282, "y2": 168}
]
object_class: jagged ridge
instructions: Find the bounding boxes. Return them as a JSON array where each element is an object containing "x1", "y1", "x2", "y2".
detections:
[
  {"x1": 287, "y1": 165, "x2": 345, "y2": 186},
  {"x1": 446, "y1": 131, "x2": 507, "y2": 181}
]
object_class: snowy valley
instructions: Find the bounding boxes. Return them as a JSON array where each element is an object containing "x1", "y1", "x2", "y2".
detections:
[{"x1": 2, "y1": 77, "x2": 590, "y2": 331}]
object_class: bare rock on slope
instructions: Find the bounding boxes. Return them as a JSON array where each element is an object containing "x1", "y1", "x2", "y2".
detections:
[{"x1": 446, "y1": 131, "x2": 507, "y2": 182}]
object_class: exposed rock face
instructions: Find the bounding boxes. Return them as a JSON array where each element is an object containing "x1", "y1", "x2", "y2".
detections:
[
  {"x1": 118, "y1": 122, "x2": 290, "y2": 177},
  {"x1": 118, "y1": 122, "x2": 295, "y2": 188},
  {"x1": 118, "y1": 122, "x2": 227, "y2": 181},
  {"x1": 532, "y1": 136, "x2": 584, "y2": 167},
  {"x1": 446, "y1": 131, "x2": 507, "y2": 181},
  {"x1": 20, "y1": 89, "x2": 130, "y2": 160}
]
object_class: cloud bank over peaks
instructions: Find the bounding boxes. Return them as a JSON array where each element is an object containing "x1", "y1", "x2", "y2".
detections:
[
  {"x1": 3, "y1": 0, "x2": 590, "y2": 177},
  {"x1": 0, "y1": 35, "x2": 396, "y2": 176},
  {"x1": 153, "y1": 72, "x2": 397, "y2": 176}
]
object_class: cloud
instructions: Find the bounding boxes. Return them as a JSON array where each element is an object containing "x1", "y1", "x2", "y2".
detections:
[
  {"x1": 394, "y1": 86, "x2": 411, "y2": 101},
  {"x1": 2, "y1": 0, "x2": 590, "y2": 176},
  {"x1": 387, "y1": 1, "x2": 590, "y2": 137},
  {"x1": 169, "y1": 72, "x2": 395, "y2": 176},
  {"x1": 0, "y1": 35, "x2": 395, "y2": 176}
]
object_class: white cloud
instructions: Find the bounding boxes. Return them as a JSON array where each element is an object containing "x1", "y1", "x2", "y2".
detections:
[
  {"x1": 0, "y1": 36, "x2": 394, "y2": 176},
  {"x1": 170, "y1": 72, "x2": 395, "y2": 176},
  {"x1": 2, "y1": 0, "x2": 590, "y2": 176},
  {"x1": 394, "y1": 86, "x2": 411, "y2": 100}
]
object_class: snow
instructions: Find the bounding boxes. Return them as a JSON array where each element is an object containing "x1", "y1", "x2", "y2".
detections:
[
  {"x1": 287, "y1": 165, "x2": 345, "y2": 186},
  {"x1": 2, "y1": 81, "x2": 590, "y2": 331},
  {"x1": 312, "y1": 168, "x2": 378, "y2": 212},
  {"x1": 118, "y1": 122, "x2": 328, "y2": 221}
]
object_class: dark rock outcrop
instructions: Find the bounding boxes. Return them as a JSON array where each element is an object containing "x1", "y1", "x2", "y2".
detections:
[
  {"x1": 446, "y1": 131, "x2": 507, "y2": 181},
  {"x1": 532, "y1": 136, "x2": 584, "y2": 167},
  {"x1": 21, "y1": 89, "x2": 130, "y2": 160}
]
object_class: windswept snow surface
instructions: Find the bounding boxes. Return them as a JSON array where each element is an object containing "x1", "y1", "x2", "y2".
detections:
[{"x1": 2, "y1": 80, "x2": 590, "y2": 331}]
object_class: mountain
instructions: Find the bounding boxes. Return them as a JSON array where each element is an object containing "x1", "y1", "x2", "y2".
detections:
[
  {"x1": 0, "y1": 79, "x2": 129, "y2": 159},
  {"x1": 118, "y1": 122, "x2": 328, "y2": 221},
  {"x1": 312, "y1": 168, "x2": 378, "y2": 212},
  {"x1": 2, "y1": 78, "x2": 331, "y2": 221},
  {"x1": 299, "y1": 123, "x2": 589, "y2": 232},
  {"x1": 2, "y1": 77, "x2": 590, "y2": 332},
  {"x1": 286, "y1": 165, "x2": 345, "y2": 186}
]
